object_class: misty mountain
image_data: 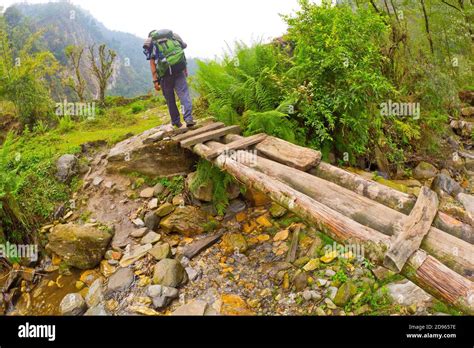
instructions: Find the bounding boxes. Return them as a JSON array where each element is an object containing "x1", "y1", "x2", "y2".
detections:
[{"x1": 5, "y1": 1, "x2": 198, "y2": 98}]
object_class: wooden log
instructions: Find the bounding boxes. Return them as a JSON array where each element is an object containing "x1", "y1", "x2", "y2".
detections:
[
  {"x1": 204, "y1": 133, "x2": 267, "y2": 160},
  {"x1": 255, "y1": 136, "x2": 322, "y2": 171},
  {"x1": 182, "y1": 232, "x2": 223, "y2": 259},
  {"x1": 173, "y1": 122, "x2": 225, "y2": 142},
  {"x1": 193, "y1": 143, "x2": 474, "y2": 313},
  {"x1": 384, "y1": 187, "x2": 439, "y2": 273},
  {"x1": 205, "y1": 146, "x2": 473, "y2": 278},
  {"x1": 310, "y1": 162, "x2": 474, "y2": 244},
  {"x1": 180, "y1": 125, "x2": 241, "y2": 149},
  {"x1": 286, "y1": 225, "x2": 301, "y2": 263}
]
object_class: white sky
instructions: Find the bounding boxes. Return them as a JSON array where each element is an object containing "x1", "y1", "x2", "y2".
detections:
[{"x1": 1, "y1": 0, "x2": 304, "y2": 58}]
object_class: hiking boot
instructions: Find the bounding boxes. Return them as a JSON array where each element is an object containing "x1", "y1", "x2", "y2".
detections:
[{"x1": 186, "y1": 121, "x2": 196, "y2": 128}]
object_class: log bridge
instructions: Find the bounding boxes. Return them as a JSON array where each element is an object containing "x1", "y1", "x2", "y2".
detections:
[{"x1": 150, "y1": 121, "x2": 474, "y2": 313}]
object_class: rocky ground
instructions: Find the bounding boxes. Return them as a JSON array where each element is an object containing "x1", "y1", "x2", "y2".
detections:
[
  {"x1": 3, "y1": 91, "x2": 474, "y2": 317},
  {"x1": 3, "y1": 146, "x2": 452, "y2": 317}
]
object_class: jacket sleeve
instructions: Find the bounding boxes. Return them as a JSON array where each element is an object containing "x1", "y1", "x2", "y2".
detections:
[{"x1": 172, "y1": 33, "x2": 187, "y2": 49}]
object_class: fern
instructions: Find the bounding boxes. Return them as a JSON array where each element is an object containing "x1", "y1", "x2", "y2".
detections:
[{"x1": 191, "y1": 159, "x2": 236, "y2": 215}]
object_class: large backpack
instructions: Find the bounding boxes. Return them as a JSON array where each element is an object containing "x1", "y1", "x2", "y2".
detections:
[{"x1": 150, "y1": 29, "x2": 186, "y2": 77}]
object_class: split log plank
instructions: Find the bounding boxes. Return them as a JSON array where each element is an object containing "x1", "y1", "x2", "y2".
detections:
[
  {"x1": 286, "y1": 225, "x2": 301, "y2": 263},
  {"x1": 183, "y1": 232, "x2": 223, "y2": 259},
  {"x1": 384, "y1": 187, "x2": 439, "y2": 273},
  {"x1": 180, "y1": 125, "x2": 241, "y2": 149},
  {"x1": 310, "y1": 162, "x2": 474, "y2": 244},
  {"x1": 203, "y1": 143, "x2": 473, "y2": 278},
  {"x1": 204, "y1": 133, "x2": 267, "y2": 160},
  {"x1": 173, "y1": 122, "x2": 225, "y2": 142},
  {"x1": 255, "y1": 136, "x2": 322, "y2": 171},
  {"x1": 193, "y1": 143, "x2": 474, "y2": 314},
  {"x1": 228, "y1": 147, "x2": 474, "y2": 276}
]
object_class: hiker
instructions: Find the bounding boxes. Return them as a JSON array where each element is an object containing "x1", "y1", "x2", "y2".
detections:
[{"x1": 143, "y1": 29, "x2": 195, "y2": 128}]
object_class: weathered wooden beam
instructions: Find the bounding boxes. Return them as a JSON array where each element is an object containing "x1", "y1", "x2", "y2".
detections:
[
  {"x1": 180, "y1": 125, "x2": 241, "y2": 149},
  {"x1": 223, "y1": 149, "x2": 473, "y2": 278},
  {"x1": 192, "y1": 143, "x2": 474, "y2": 314},
  {"x1": 384, "y1": 187, "x2": 439, "y2": 273},
  {"x1": 204, "y1": 133, "x2": 267, "y2": 160},
  {"x1": 286, "y1": 225, "x2": 301, "y2": 263},
  {"x1": 255, "y1": 136, "x2": 322, "y2": 171},
  {"x1": 173, "y1": 122, "x2": 225, "y2": 142},
  {"x1": 310, "y1": 162, "x2": 474, "y2": 244}
]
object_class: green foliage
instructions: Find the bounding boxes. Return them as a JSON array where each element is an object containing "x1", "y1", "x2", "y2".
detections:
[
  {"x1": 0, "y1": 18, "x2": 58, "y2": 129},
  {"x1": 242, "y1": 110, "x2": 302, "y2": 144},
  {"x1": 158, "y1": 176, "x2": 185, "y2": 196},
  {"x1": 332, "y1": 269, "x2": 348, "y2": 284},
  {"x1": 0, "y1": 132, "x2": 27, "y2": 238},
  {"x1": 57, "y1": 115, "x2": 75, "y2": 134},
  {"x1": 191, "y1": 159, "x2": 236, "y2": 215}
]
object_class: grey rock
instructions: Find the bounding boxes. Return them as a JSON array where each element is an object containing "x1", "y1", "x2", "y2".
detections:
[
  {"x1": 185, "y1": 267, "x2": 199, "y2": 281},
  {"x1": 106, "y1": 267, "x2": 134, "y2": 295},
  {"x1": 227, "y1": 199, "x2": 247, "y2": 214},
  {"x1": 92, "y1": 176, "x2": 104, "y2": 186},
  {"x1": 431, "y1": 174, "x2": 462, "y2": 197},
  {"x1": 56, "y1": 154, "x2": 78, "y2": 183},
  {"x1": 59, "y1": 293, "x2": 86, "y2": 316},
  {"x1": 325, "y1": 269, "x2": 336, "y2": 277},
  {"x1": 140, "y1": 231, "x2": 161, "y2": 244},
  {"x1": 153, "y1": 183, "x2": 166, "y2": 197},
  {"x1": 302, "y1": 290, "x2": 313, "y2": 301},
  {"x1": 146, "y1": 284, "x2": 179, "y2": 309},
  {"x1": 132, "y1": 218, "x2": 145, "y2": 228},
  {"x1": 326, "y1": 286, "x2": 338, "y2": 301},
  {"x1": 144, "y1": 212, "x2": 160, "y2": 231},
  {"x1": 457, "y1": 193, "x2": 474, "y2": 222},
  {"x1": 85, "y1": 279, "x2": 104, "y2": 307},
  {"x1": 131, "y1": 227, "x2": 148, "y2": 238},
  {"x1": 171, "y1": 300, "x2": 207, "y2": 316},
  {"x1": 84, "y1": 304, "x2": 108, "y2": 316},
  {"x1": 386, "y1": 280, "x2": 433, "y2": 306}
]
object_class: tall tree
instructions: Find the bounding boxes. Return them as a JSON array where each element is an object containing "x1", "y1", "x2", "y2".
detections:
[
  {"x1": 88, "y1": 44, "x2": 116, "y2": 105},
  {"x1": 419, "y1": 0, "x2": 435, "y2": 54},
  {"x1": 64, "y1": 45, "x2": 86, "y2": 102}
]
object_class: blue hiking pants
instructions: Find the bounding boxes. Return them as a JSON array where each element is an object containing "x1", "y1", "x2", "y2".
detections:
[{"x1": 160, "y1": 70, "x2": 194, "y2": 127}]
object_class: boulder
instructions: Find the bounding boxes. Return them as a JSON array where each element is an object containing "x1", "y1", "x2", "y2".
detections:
[
  {"x1": 159, "y1": 206, "x2": 212, "y2": 237},
  {"x1": 152, "y1": 259, "x2": 187, "y2": 287},
  {"x1": 46, "y1": 224, "x2": 112, "y2": 269},
  {"x1": 107, "y1": 125, "x2": 197, "y2": 177},
  {"x1": 106, "y1": 267, "x2": 134, "y2": 295},
  {"x1": 413, "y1": 162, "x2": 438, "y2": 180},
  {"x1": 140, "y1": 231, "x2": 161, "y2": 245},
  {"x1": 56, "y1": 154, "x2": 78, "y2": 183},
  {"x1": 59, "y1": 293, "x2": 86, "y2": 316},
  {"x1": 333, "y1": 281, "x2": 357, "y2": 307}
]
